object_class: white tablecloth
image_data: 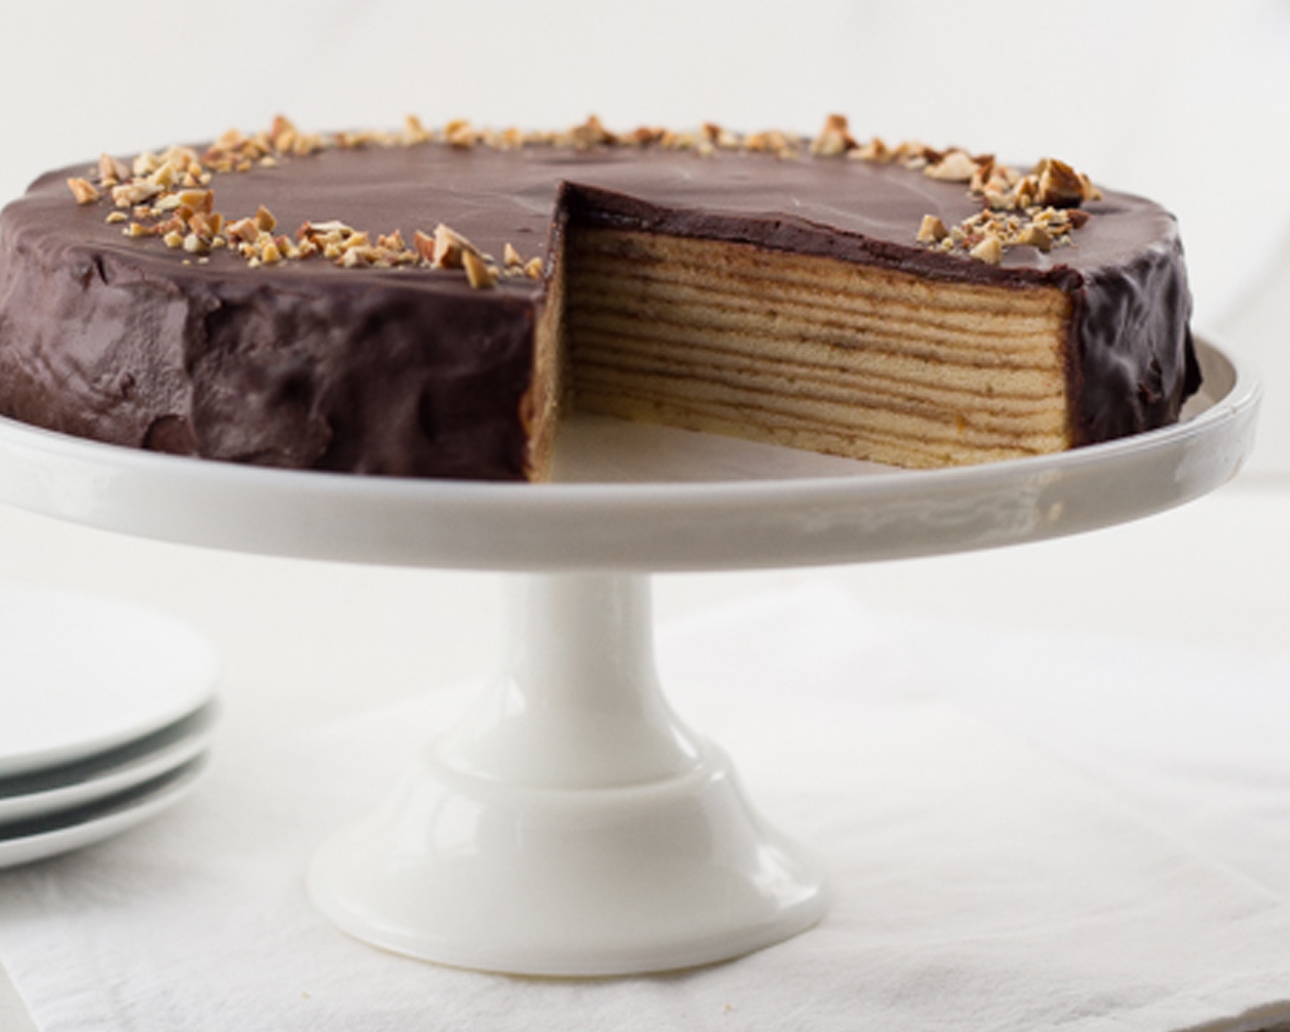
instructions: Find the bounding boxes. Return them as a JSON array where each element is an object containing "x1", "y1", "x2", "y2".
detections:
[{"x1": 3, "y1": 552, "x2": 1290, "y2": 1031}]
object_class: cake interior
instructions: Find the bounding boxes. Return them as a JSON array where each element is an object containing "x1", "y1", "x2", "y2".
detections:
[{"x1": 541, "y1": 215, "x2": 1075, "y2": 475}]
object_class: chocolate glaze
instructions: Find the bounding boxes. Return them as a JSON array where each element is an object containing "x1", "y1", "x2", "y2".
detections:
[{"x1": 0, "y1": 136, "x2": 1198, "y2": 479}]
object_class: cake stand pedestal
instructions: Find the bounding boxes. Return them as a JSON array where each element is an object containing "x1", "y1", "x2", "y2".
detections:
[
  {"x1": 0, "y1": 340, "x2": 1258, "y2": 976},
  {"x1": 310, "y1": 571, "x2": 828, "y2": 974}
]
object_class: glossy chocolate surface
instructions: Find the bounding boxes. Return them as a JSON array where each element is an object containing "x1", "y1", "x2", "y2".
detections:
[{"x1": 0, "y1": 135, "x2": 1198, "y2": 478}]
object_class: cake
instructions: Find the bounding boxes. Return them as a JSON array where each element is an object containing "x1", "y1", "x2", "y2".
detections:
[{"x1": 0, "y1": 115, "x2": 1200, "y2": 480}]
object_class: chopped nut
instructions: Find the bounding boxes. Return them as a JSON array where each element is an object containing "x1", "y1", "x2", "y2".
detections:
[
  {"x1": 163, "y1": 230, "x2": 185, "y2": 249},
  {"x1": 430, "y1": 223, "x2": 481, "y2": 269},
  {"x1": 412, "y1": 229, "x2": 436, "y2": 264},
  {"x1": 700, "y1": 122, "x2": 740, "y2": 150},
  {"x1": 503, "y1": 242, "x2": 523, "y2": 267},
  {"x1": 462, "y1": 249, "x2": 497, "y2": 289},
  {"x1": 524, "y1": 256, "x2": 544, "y2": 280},
  {"x1": 338, "y1": 230, "x2": 371, "y2": 252},
  {"x1": 339, "y1": 247, "x2": 367, "y2": 268},
  {"x1": 67, "y1": 177, "x2": 101, "y2": 204},
  {"x1": 149, "y1": 162, "x2": 177, "y2": 190},
  {"x1": 924, "y1": 149, "x2": 978, "y2": 182},
  {"x1": 569, "y1": 115, "x2": 615, "y2": 150},
  {"x1": 105, "y1": 211, "x2": 128, "y2": 224},
  {"x1": 852, "y1": 137, "x2": 893, "y2": 163},
  {"x1": 810, "y1": 113, "x2": 855, "y2": 157},
  {"x1": 969, "y1": 235, "x2": 1004, "y2": 264},
  {"x1": 660, "y1": 129, "x2": 697, "y2": 151},
  {"x1": 111, "y1": 181, "x2": 162, "y2": 207},
  {"x1": 1015, "y1": 225, "x2": 1053, "y2": 252},
  {"x1": 402, "y1": 114, "x2": 432, "y2": 145},
  {"x1": 226, "y1": 218, "x2": 261, "y2": 244},
  {"x1": 445, "y1": 119, "x2": 477, "y2": 149},
  {"x1": 254, "y1": 205, "x2": 277, "y2": 232},
  {"x1": 630, "y1": 126, "x2": 666, "y2": 147},
  {"x1": 177, "y1": 189, "x2": 214, "y2": 213},
  {"x1": 131, "y1": 151, "x2": 160, "y2": 177},
  {"x1": 1013, "y1": 174, "x2": 1038, "y2": 210},
  {"x1": 916, "y1": 214, "x2": 950, "y2": 243},
  {"x1": 269, "y1": 114, "x2": 298, "y2": 152},
  {"x1": 1035, "y1": 158, "x2": 1085, "y2": 208},
  {"x1": 97, "y1": 153, "x2": 131, "y2": 186},
  {"x1": 1078, "y1": 172, "x2": 1102, "y2": 202},
  {"x1": 983, "y1": 189, "x2": 1015, "y2": 211}
]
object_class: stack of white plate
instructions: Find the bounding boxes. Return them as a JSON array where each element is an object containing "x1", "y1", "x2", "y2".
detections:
[{"x1": 0, "y1": 587, "x2": 220, "y2": 869}]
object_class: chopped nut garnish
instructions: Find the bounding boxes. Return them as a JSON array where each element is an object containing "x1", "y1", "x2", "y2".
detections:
[
  {"x1": 445, "y1": 119, "x2": 477, "y2": 149},
  {"x1": 852, "y1": 137, "x2": 893, "y2": 163},
  {"x1": 809, "y1": 114, "x2": 856, "y2": 157},
  {"x1": 430, "y1": 223, "x2": 482, "y2": 270},
  {"x1": 1016, "y1": 225, "x2": 1053, "y2": 252},
  {"x1": 177, "y1": 189, "x2": 214, "y2": 213},
  {"x1": 131, "y1": 152, "x2": 160, "y2": 178},
  {"x1": 98, "y1": 153, "x2": 131, "y2": 186},
  {"x1": 917, "y1": 215, "x2": 950, "y2": 243},
  {"x1": 402, "y1": 114, "x2": 432, "y2": 145},
  {"x1": 226, "y1": 217, "x2": 261, "y2": 243},
  {"x1": 924, "y1": 149, "x2": 979, "y2": 182},
  {"x1": 74, "y1": 114, "x2": 1098, "y2": 277},
  {"x1": 111, "y1": 181, "x2": 162, "y2": 207},
  {"x1": 462, "y1": 249, "x2": 497, "y2": 289},
  {"x1": 969, "y1": 235, "x2": 1003, "y2": 264},
  {"x1": 412, "y1": 229, "x2": 436, "y2": 264},
  {"x1": 568, "y1": 115, "x2": 616, "y2": 150},
  {"x1": 67, "y1": 177, "x2": 100, "y2": 204},
  {"x1": 1035, "y1": 158, "x2": 1085, "y2": 208}
]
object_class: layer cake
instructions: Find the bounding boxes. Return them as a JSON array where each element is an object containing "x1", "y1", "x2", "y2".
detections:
[{"x1": 0, "y1": 116, "x2": 1200, "y2": 479}]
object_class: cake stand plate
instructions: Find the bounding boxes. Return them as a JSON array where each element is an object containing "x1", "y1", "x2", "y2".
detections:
[{"x1": 0, "y1": 340, "x2": 1258, "y2": 975}]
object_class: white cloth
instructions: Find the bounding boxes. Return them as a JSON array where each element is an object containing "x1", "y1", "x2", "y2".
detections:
[{"x1": 2, "y1": 586, "x2": 1290, "y2": 1032}]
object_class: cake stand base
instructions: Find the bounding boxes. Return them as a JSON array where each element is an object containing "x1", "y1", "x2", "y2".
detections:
[{"x1": 307, "y1": 572, "x2": 829, "y2": 976}]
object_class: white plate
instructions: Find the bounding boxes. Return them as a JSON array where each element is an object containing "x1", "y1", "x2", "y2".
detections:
[
  {"x1": 0, "y1": 703, "x2": 216, "y2": 822},
  {"x1": 0, "y1": 755, "x2": 208, "y2": 870},
  {"x1": 0, "y1": 340, "x2": 1258, "y2": 572},
  {"x1": 0, "y1": 589, "x2": 220, "y2": 777}
]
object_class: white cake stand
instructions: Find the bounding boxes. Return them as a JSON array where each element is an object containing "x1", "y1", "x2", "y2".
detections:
[{"x1": 0, "y1": 340, "x2": 1258, "y2": 976}]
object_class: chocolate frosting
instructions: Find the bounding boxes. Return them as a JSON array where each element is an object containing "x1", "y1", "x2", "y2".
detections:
[{"x1": 0, "y1": 135, "x2": 1198, "y2": 478}]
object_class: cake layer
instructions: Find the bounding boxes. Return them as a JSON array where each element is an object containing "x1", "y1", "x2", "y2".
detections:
[
  {"x1": 566, "y1": 227, "x2": 1072, "y2": 468},
  {"x1": 0, "y1": 120, "x2": 1201, "y2": 479}
]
